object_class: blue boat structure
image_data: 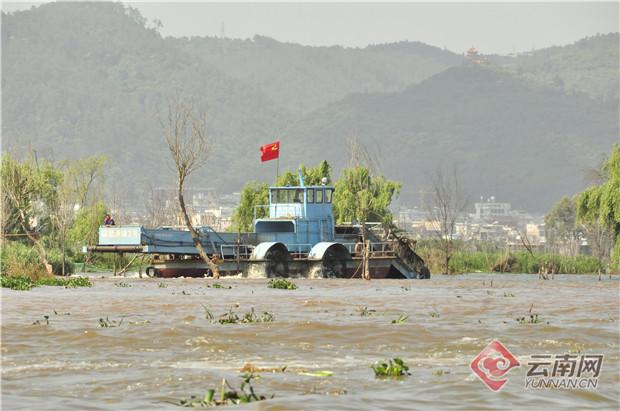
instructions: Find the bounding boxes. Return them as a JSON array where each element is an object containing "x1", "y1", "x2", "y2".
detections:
[{"x1": 88, "y1": 178, "x2": 430, "y2": 279}]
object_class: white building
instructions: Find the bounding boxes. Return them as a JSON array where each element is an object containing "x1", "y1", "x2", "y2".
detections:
[{"x1": 474, "y1": 196, "x2": 511, "y2": 220}]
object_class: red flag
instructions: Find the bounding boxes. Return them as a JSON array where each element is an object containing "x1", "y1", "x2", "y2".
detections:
[{"x1": 260, "y1": 140, "x2": 280, "y2": 162}]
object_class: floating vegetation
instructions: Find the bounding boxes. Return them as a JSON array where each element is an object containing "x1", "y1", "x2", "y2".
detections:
[
  {"x1": 1, "y1": 276, "x2": 92, "y2": 291},
  {"x1": 240, "y1": 363, "x2": 287, "y2": 374},
  {"x1": 3, "y1": 276, "x2": 37, "y2": 291},
  {"x1": 217, "y1": 308, "x2": 241, "y2": 325},
  {"x1": 128, "y1": 320, "x2": 151, "y2": 326},
  {"x1": 432, "y1": 369, "x2": 451, "y2": 376},
  {"x1": 217, "y1": 307, "x2": 275, "y2": 325},
  {"x1": 32, "y1": 315, "x2": 50, "y2": 325},
  {"x1": 503, "y1": 292, "x2": 516, "y2": 297},
  {"x1": 298, "y1": 370, "x2": 333, "y2": 377},
  {"x1": 568, "y1": 343, "x2": 586, "y2": 354},
  {"x1": 158, "y1": 282, "x2": 168, "y2": 288},
  {"x1": 516, "y1": 314, "x2": 542, "y2": 324},
  {"x1": 202, "y1": 305, "x2": 214, "y2": 321},
  {"x1": 391, "y1": 314, "x2": 409, "y2": 324},
  {"x1": 201, "y1": 305, "x2": 274, "y2": 325},
  {"x1": 99, "y1": 316, "x2": 124, "y2": 328},
  {"x1": 179, "y1": 374, "x2": 271, "y2": 407},
  {"x1": 372, "y1": 358, "x2": 411, "y2": 378},
  {"x1": 47, "y1": 277, "x2": 92, "y2": 288},
  {"x1": 267, "y1": 279, "x2": 297, "y2": 290},
  {"x1": 429, "y1": 309, "x2": 440, "y2": 318},
  {"x1": 114, "y1": 281, "x2": 131, "y2": 288},
  {"x1": 53, "y1": 310, "x2": 71, "y2": 316},
  {"x1": 209, "y1": 283, "x2": 232, "y2": 289},
  {"x1": 358, "y1": 306, "x2": 376, "y2": 316}
]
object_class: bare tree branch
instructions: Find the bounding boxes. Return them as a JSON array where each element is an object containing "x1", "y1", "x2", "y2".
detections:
[
  {"x1": 425, "y1": 166, "x2": 469, "y2": 274},
  {"x1": 161, "y1": 96, "x2": 220, "y2": 278}
]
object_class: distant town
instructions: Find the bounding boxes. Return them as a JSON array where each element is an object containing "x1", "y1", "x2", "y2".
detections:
[{"x1": 114, "y1": 187, "x2": 578, "y2": 255}]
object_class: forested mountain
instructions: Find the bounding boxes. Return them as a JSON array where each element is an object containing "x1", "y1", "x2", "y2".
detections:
[
  {"x1": 2, "y1": 2, "x2": 464, "y2": 204},
  {"x1": 170, "y1": 36, "x2": 462, "y2": 115},
  {"x1": 2, "y1": 2, "x2": 618, "y2": 211},
  {"x1": 489, "y1": 33, "x2": 619, "y2": 102},
  {"x1": 281, "y1": 66, "x2": 618, "y2": 211},
  {"x1": 2, "y1": 2, "x2": 292, "y2": 198}
]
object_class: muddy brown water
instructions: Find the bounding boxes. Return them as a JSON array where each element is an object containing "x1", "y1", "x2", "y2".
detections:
[{"x1": 2, "y1": 274, "x2": 619, "y2": 410}]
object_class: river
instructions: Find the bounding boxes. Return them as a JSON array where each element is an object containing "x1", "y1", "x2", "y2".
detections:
[{"x1": 1, "y1": 274, "x2": 619, "y2": 410}]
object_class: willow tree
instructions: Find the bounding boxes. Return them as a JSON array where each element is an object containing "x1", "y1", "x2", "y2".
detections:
[
  {"x1": 162, "y1": 98, "x2": 220, "y2": 278},
  {"x1": 544, "y1": 196, "x2": 581, "y2": 256},
  {"x1": 576, "y1": 144, "x2": 620, "y2": 271},
  {"x1": 333, "y1": 167, "x2": 401, "y2": 279},
  {"x1": 231, "y1": 181, "x2": 269, "y2": 232},
  {"x1": 332, "y1": 167, "x2": 401, "y2": 226}
]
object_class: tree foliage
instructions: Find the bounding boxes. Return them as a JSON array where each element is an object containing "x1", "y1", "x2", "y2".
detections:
[
  {"x1": 576, "y1": 144, "x2": 620, "y2": 269},
  {"x1": 230, "y1": 182, "x2": 269, "y2": 232},
  {"x1": 1, "y1": 153, "x2": 108, "y2": 276},
  {"x1": 545, "y1": 196, "x2": 579, "y2": 249},
  {"x1": 332, "y1": 166, "x2": 401, "y2": 225},
  {"x1": 275, "y1": 161, "x2": 332, "y2": 187},
  {"x1": 1, "y1": 154, "x2": 61, "y2": 237}
]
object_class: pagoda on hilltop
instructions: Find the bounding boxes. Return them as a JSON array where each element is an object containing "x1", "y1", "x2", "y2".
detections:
[{"x1": 466, "y1": 46, "x2": 487, "y2": 64}]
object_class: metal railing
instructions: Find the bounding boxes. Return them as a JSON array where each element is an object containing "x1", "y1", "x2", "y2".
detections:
[
  {"x1": 219, "y1": 244, "x2": 254, "y2": 260},
  {"x1": 341, "y1": 241, "x2": 397, "y2": 258}
]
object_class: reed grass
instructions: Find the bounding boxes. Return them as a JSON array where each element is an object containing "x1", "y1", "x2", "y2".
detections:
[{"x1": 417, "y1": 244, "x2": 604, "y2": 274}]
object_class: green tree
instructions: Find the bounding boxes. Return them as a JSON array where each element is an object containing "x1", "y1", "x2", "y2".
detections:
[
  {"x1": 230, "y1": 181, "x2": 269, "y2": 232},
  {"x1": 275, "y1": 160, "x2": 332, "y2": 187},
  {"x1": 332, "y1": 166, "x2": 401, "y2": 226},
  {"x1": 576, "y1": 144, "x2": 620, "y2": 270},
  {"x1": 48, "y1": 156, "x2": 106, "y2": 274},
  {"x1": 332, "y1": 165, "x2": 401, "y2": 279},
  {"x1": 1, "y1": 154, "x2": 62, "y2": 275},
  {"x1": 545, "y1": 196, "x2": 580, "y2": 255}
]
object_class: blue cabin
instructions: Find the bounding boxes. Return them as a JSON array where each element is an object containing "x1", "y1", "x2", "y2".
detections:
[{"x1": 253, "y1": 185, "x2": 335, "y2": 252}]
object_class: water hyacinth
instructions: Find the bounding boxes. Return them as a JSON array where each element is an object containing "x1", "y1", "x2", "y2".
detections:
[
  {"x1": 372, "y1": 358, "x2": 411, "y2": 377},
  {"x1": 267, "y1": 279, "x2": 297, "y2": 290},
  {"x1": 179, "y1": 374, "x2": 271, "y2": 407}
]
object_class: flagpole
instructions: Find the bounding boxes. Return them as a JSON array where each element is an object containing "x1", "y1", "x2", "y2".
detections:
[{"x1": 276, "y1": 156, "x2": 280, "y2": 183}]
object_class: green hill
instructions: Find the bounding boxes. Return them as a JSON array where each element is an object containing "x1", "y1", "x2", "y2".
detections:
[
  {"x1": 170, "y1": 35, "x2": 463, "y2": 115},
  {"x1": 489, "y1": 33, "x2": 619, "y2": 102},
  {"x1": 281, "y1": 65, "x2": 618, "y2": 211},
  {"x1": 1, "y1": 2, "x2": 463, "y2": 203}
]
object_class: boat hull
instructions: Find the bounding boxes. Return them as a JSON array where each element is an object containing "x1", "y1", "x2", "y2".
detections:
[{"x1": 148, "y1": 257, "x2": 407, "y2": 279}]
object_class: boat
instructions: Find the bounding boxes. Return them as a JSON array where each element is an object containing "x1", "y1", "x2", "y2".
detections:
[{"x1": 87, "y1": 176, "x2": 430, "y2": 279}]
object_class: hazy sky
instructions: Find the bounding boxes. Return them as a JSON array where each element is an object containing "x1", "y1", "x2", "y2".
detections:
[{"x1": 3, "y1": 2, "x2": 619, "y2": 54}]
